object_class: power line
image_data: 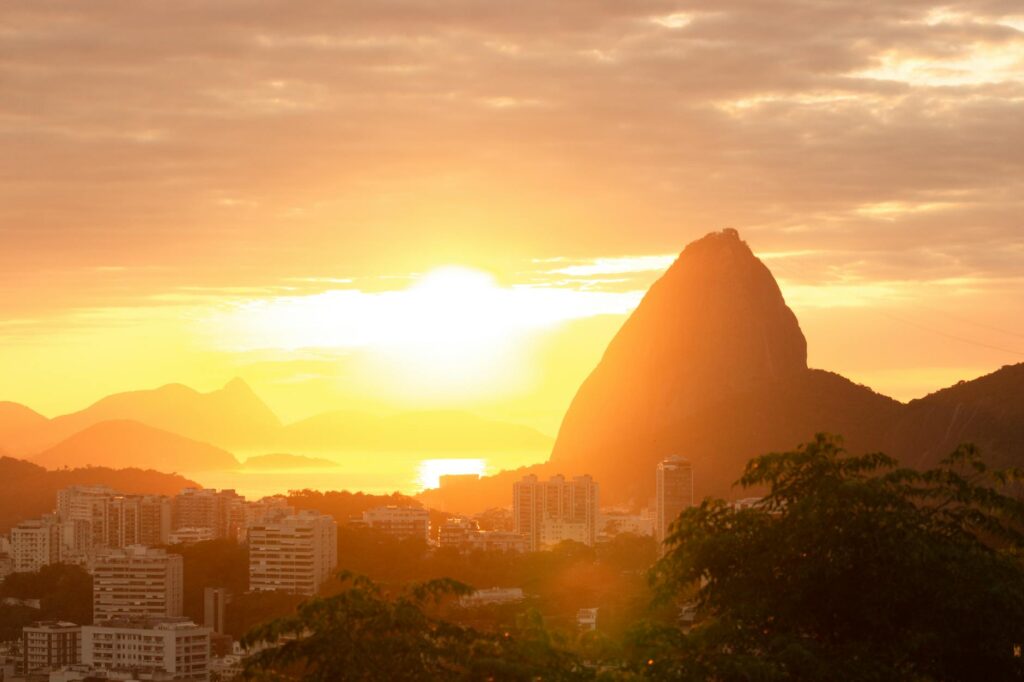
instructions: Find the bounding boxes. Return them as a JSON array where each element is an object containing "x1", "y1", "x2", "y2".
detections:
[{"x1": 877, "y1": 311, "x2": 1024, "y2": 358}]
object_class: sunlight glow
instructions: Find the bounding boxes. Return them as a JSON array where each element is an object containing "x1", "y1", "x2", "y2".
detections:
[
  {"x1": 417, "y1": 458, "x2": 486, "y2": 489},
  {"x1": 210, "y1": 266, "x2": 640, "y2": 398}
]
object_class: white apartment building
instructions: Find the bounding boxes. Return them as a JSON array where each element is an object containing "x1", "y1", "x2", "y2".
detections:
[
  {"x1": 656, "y1": 455, "x2": 694, "y2": 543},
  {"x1": 168, "y1": 526, "x2": 216, "y2": 546},
  {"x1": 248, "y1": 510, "x2": 337, "y2": 596},
  {"x1": 173, "y1": 488, "x2": 246, "y2": 541},
  {"x1": 539, "y1": 519, "x2": 591, "y2": 547},
  {"x1": 21, "y1": 621, "x2": 81, "y2": 676},
  {"x1": 513, "y1": 474, "x2": 600, "y2": 551},
  {"x1": 359, "y1": 506, "x2": 430, "y2": 542},
  {"x1": 459, "y1": 587, "x2": 525, "y2": 607},
  {"x1": 10, "y1": 515, "x2": 61, "y2": 572},
  {"x1": 81, "y1": 617, "x2": 211, "y2": 681},
  {"x1": 438, "y1": 518, "x2": 527, "y2": 553},
  {"x1": 93, "y1": 546, "x2": 184, "y2": 623},
  {"x1": 599, "y1": 510, "x2": 655, "y2": 540},
  {"x1": 56, "y1": 486, "x2": 172, "y2": 559}
]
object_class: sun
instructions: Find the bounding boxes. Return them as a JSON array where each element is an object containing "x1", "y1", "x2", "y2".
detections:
[
  {"x1": 210, "y1": 263, "x2": 638, "y2": 402},
  {"x1": 367, "y1": 266, "x2": 526, "y2": 399}
]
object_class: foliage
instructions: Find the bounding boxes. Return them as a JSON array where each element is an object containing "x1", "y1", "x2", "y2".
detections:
[
  {"x1": 241, "y1": 572, "x2": 589, "y2": 681},
  {"x1": 167, "y1": 539, "x2": 249, "y2": 625},
  {"x1": 0, "y1": 456, "x2": 194, "y2": 533},
  {"x1": 636, "y1": 434, "x2": 1024, "y2": 681},
  {"x1": 0, "y1": 563, "x2": 92, "y2": 641}
]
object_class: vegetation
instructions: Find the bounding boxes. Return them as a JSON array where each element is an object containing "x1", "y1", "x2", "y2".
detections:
[
  {"x1": 0, "y1": 564, "x2": 92, "y2": 641},
  {"x1": 636, "y1": 434, "x2": 1024, "y2": 681},
  {"x1": 241, "y1": 573, "x2": 588, "y2": 681},
  {"x1": 0, "y1": 455, "x2": 195, "y2": 533},
  {"x1": 6, "y1": 435, "x2": 1024, "y2": 682},
  {"x1": 168, "y1": 539, "x2": 249, "y2": 627}
]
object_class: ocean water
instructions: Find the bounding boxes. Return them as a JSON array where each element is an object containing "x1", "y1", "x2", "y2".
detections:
[{"x1": 182, "y1": 449, "x2": 547, "y2": 500}]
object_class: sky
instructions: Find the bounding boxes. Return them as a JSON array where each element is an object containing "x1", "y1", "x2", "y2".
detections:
[{"x1": 2, "y1": 0, "x2": 1024, "y2": 432}]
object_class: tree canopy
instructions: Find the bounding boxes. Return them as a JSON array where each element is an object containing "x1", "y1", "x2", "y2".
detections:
[
  {"x1": 241, "y1": 572, "x2": 589, "y2": 681},
  {"x1": 637, "y1": 434, "x2": 1024, "y2": 681}
]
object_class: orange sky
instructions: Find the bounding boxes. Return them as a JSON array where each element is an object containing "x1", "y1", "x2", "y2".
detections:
[{"x1": 2, "y1": 1, "x2": 1023, "y2": 432}]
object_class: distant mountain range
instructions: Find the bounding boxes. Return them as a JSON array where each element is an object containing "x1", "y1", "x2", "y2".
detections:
[
  {"x1": 31, "y1": 420, "x2": 240, "y2": 472},
  {"x1": 4, "y1": 229, "x2": 1022, "y2": 510},
  {"x1": 421, "y1": 229, "x2": 1024, "y2": 511},
  {"x1": 0, "y1": 381, "x2": 553, "y2": 473}
]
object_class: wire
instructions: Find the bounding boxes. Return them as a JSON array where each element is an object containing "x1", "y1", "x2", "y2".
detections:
[{"x1": 877, "y1": 311, "x2": 1024, "y2": 358}]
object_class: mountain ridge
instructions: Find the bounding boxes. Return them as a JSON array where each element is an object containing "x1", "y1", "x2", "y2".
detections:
[{"x1": 423, "y1": 230, "x2": 1024, "y2": 512}]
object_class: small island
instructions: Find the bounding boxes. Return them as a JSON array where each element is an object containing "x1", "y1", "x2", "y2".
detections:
[{"x1": 242, "y1": 453, "x2": 338, "y2": 470}]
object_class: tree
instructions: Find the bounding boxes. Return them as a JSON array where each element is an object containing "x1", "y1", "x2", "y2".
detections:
[
  {"x1": 636, "y1": 434, "x2": 1024, "y2": 681},
  {"x1": 0, "y1": 563, "x2": 92, "y2": 641},
  {"x1": 241, "y1": 572, "x2": 590, "y2": 681}
]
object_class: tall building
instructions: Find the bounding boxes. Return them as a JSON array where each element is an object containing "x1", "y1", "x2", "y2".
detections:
[
  {"x1": 55, "y1": 486, "x2": 171, "y2": 558},
  {"x1": 81, "y1": 617, "x2": 210, "y2": 681},
  {"x1": 173, "y1": 488, "x2": 246, "y2": 541},
  {"x1": 108, "y1": 495, "x2": 172, "y2": 548},
  {"x1": 93, "y1": 546, "x2": 184, "y2": 623},
  {"x1": 21, "y1": 621, "x2": 81, "y2": 676},
  {"x1": 11, "y1": 515, "x2": 62, "y2": 572},
  {"x1": 203, "y1": 588, "x2": 229, "y2": 635},
  {"x1": 56, "y1": 485, "x2": 118, "y2": 554},
  {"x1": 248, "y1": 511, "x2": 338, "y2": 595},
  {"x1": 656, "y1": 455, "x2": 694, "y2": 543},
  {"x1": 360, "y1": 506, "x2": 431, "y2": 542},
  {"x1": 513, "y1": 474, "x2": 599, "y2": 551}
]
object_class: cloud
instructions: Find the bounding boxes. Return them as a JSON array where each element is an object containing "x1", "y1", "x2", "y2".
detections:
[{"x1": 1, "y1": 0, "x2": 1023, "y2": 319}]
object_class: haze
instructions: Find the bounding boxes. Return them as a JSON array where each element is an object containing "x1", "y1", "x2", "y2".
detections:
[{"x1": 3, "y1": 0, "x2": 1023, "y2": 440}]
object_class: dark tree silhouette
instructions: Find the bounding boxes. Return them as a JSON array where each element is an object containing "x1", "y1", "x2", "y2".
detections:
[{"x1": 633, "y1": 434, "x2": 1024, "y2": 681}]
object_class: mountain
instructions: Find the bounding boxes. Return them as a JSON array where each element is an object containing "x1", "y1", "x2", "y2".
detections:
[
  {"x1": 884, "y1": 364, "x2": 1024, "y2": 470},
  {"x1": 547, "y1": 229, "x2": 901, "y2": 503},
  {"x1": 32, "y1": 420, "x2": 240, "y2": 472},
  {"x1": 0, "y1": 401, "x2": 48, "y2": 441},
  {"x1": 0, "y1": 456, "x2": 197, "y2": 533},
  {"x1": 419, "y1": 232, "x2": 1024, "y2": 513},
  {"x1": 2, "y1": 379, "x2": 281, "y2": 455},
  {"x1": 279, "y1": 410, "x2": 552, "y2": 452}
]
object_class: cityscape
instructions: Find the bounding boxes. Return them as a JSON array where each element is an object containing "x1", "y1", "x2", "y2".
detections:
[
  {"x1": 1, "y1": 459, "x2": 697, "y2": 681},
  {"x1": 4, "y1": 0, "x2": 1024, "y2": 679}
]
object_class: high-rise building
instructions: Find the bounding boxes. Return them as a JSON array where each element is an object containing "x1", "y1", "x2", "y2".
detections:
[
  {"x1": 248, "y1": 510, "x2": 338, "y2": 595},
  {"x1": 81, "y1": 617, "x2": 210, "y2": 681},
  {"x1": 108, "y1": 495, "x2": 172, "y2": 548},
  {"x1": 656, "y1": 455, "x2": 694, "y2": 543},
  {"x1": 56, "y1": 485, "x2": 118, "y2": 554},
  {"x1": 92, "y1": 546, "x2": 184, "y2": 623},
  {"x1": 173, "y1": 488, "x2": 246, "y2": 541},
  {"x1": 203, "y1": 588, "x2": 229, "y2": 635},
  {"x1": 11, "y1": 515, "x2": 62, "y2": 572},
  {"x1": 360, "y1": 506, "x2": 430, "y2": 542},
  {"x1": 55, "y1": 486, "x2": 172, "y2": 559},
  {"x1": 21, "y1": 621, "x2": 81, "y2": 676},
  {"x1": 513, "y1": 474, "x2": 599, "y2": 551}
]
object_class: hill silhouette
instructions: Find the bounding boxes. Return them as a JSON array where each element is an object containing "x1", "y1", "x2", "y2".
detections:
[
  {"x1": 0, "y1": 456, "x2": 197, "y2": 533},
  {"x1": 2, "y1": 378, "x2": 280, "y2": 454},
  {"x1": 0, "y1": 401, "x2": 48, "y2": 442},
  {"x1": 0, "y1": 387, "x2": 551, "y2": 465},
  {"x1": 548, "y1": 229, "x2": 902, "y2": 502},
  {"x1": 424, "y1": 229, "x2": 1024, "y2": 512},
  {"x1": 32, "y1": 419, "x2": 240, "y2": 472}
]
